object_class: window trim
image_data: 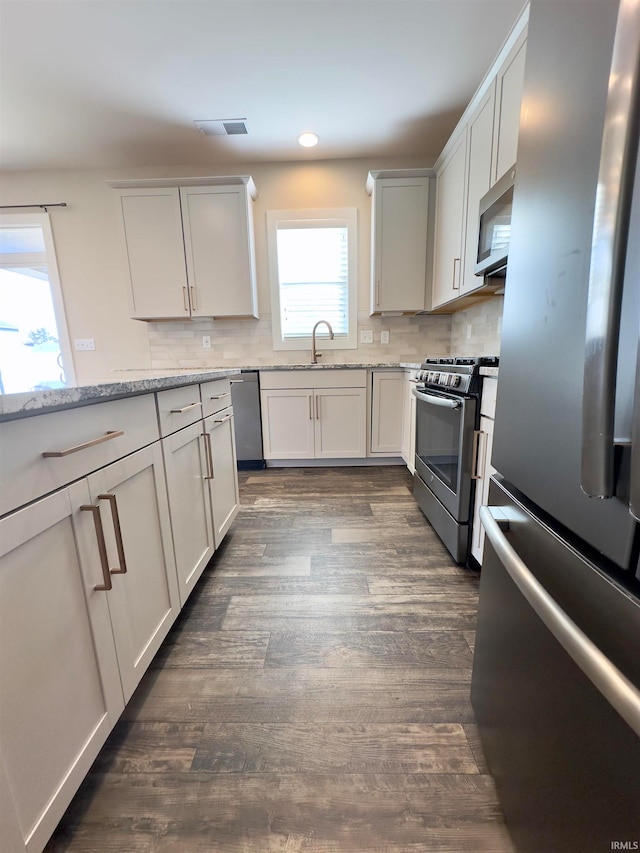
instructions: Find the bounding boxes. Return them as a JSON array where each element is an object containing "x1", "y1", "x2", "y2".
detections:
[
  {"x1": 0, "y1": 212, "x2": 76, "y2": 387},
  {"x1": 266, "y1": 207, "x2": 358, "y2": 352}
]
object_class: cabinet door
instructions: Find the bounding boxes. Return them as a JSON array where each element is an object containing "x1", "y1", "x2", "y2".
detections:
[
  {"x1": 471, "y1": 415, "x2": 496, "y2": 565},
  {"x1": 261, "y1": 389, "x2": 315, "y2": 460},
  {"x1": 431, "y1": 132, "x2": 467, "y2": 308},
  {"x1": 180, "y1": 185, "x2": 258, "y2": 318},
  {"x1": 0, "y1": 483, "x2": 123, "y2": 853},
  {"x1": 314, "y1": 388, "x2": 367, "y2": 458},
  {"x1": 162, "y1": 421, "x2": 215, "y2": 606},
  {"x1": 492, "y1": 29, "x2": 527, "y2": 185},
  {"x1": 116, "y1": 187, "x2": 190, "y2": 319},
  {"x1": 371, "y1": 177, "x2": 429, "y2": 313},
  {"x1": 204, "y1": 409, "x2": 240, "y2": 547},
  {"x1": 460, "y1": 83, "x2": 496, "y2": 295},
  {"x1": 88, "y1": 443, "x2": 180, "y2": 702},
  {"x1": 370, "y1": 371, "x2": 404, "y2": 454},
  {"x1": 401, "y1": 372, "x2": 418, "y2": 472}
]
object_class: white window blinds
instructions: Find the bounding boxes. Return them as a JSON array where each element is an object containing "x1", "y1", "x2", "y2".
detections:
[{"x1": 275, "y1": 223, "x2": 349, "y2": 339}]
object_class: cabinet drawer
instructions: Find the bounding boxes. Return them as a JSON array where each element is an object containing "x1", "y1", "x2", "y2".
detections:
[
  {"x1": 480, "y1": 377, "x2": 498, "y2": 419},
  {"x1": 201, "y1": 378, "x2": 232, "y2": 417},
  {"x1": 260, "y1": 369, "x2": 367, "y2": 390},
  {"x1": 156, "y1": 384, "x2": 204, "y2": 436},
  {"x1": 0, "y1": 394, "x2": 158, "y2": 517}
]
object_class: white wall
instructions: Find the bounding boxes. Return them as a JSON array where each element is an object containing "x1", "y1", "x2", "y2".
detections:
[{"x1": 0, "y1": 156, "x2": 502, "y2": 382}]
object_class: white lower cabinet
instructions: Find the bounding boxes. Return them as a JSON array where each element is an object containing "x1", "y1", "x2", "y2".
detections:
[
  {"x1": 370, "y1": 371, "x2": 404, "y2": 455},
  {"x1": 162, "y1": 420, "x2": 215, "y2": 605},
  {"x1": 203, "y1": 408, "x2": 240, "y2": 547},
  {"x1": 87, "y1": 442, "x2": 180, "y2": 702},
  {"x1": 471, "y1": 378, "x2": 498, "y2": 565},
  {"x1": 0, "y1": 482, "x2": 124, "y2": 853},
  {"x1": 261, "y1": 387, "x2": 367, "y2": 460},
  {"x1": 401, "y1": 371, "x2": 418, "y2": 473}
]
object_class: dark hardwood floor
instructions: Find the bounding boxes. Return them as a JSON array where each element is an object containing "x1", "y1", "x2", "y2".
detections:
[{"x1": 45, "y1": 466, "x2": 514, "y2": 852}]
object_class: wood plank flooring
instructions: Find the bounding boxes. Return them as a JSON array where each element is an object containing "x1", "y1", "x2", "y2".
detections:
[{"x1": 45, "y1": 466, "x2": 514, "y2": 852}]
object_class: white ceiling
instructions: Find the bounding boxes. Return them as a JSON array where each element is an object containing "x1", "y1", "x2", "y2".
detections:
[{"x1": 0, "y1": 0, "x2": 525, "y2": 172}]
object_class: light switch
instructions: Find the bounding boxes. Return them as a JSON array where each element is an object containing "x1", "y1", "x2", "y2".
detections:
[
  {"x1": 74, "y1": 339, "x2": 95, "y2": 351},
  {"x1": 380, "y1": 330, "x2": 390, "y2": 344},
  {"x1": 360, "y1": 330, "x2": 373, "y2": 344}
]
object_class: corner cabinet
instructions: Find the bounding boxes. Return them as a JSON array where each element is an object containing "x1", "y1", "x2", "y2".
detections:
[
  {"x1": 366, "y1": 170, "x2": 433, "y2": 314},
  {"x1": 112, "y1": 176, "x2": 259, "y2": 321}
]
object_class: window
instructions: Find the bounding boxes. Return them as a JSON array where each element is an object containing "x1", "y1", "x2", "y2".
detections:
[
  {"x1": 0, "y1": 213, "x2": 75, "y2": 393},
  {"x1": 267, "y1": 208, "x2": 357, "y2": 351}
]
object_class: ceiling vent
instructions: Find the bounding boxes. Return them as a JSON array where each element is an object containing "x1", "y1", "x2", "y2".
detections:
[{"x1": 194, "y1": 119, "x2": 248, "y2": 137}]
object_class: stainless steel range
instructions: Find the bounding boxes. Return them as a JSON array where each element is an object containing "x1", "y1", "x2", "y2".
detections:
[{"x1": 412, "y1": 356, "x2": 498, "y2": 564}]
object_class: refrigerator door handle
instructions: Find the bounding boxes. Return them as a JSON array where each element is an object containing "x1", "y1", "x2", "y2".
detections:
[
  {"x1": 630, "y1": 353, "x2": 640, "y2": 520},
  {"x1": 582, "y1": 0, "x2": 640, "y2": 499},
  {"x1": 480, "y1": 505, "x2": 640, "y2": 738}
]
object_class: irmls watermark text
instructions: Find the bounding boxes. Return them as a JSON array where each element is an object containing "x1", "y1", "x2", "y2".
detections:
[{"x1": 611, "y1": 843, "x2": 639, "y2": 850}]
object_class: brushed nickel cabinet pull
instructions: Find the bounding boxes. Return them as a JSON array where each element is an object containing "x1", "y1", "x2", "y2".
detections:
[
  {"x1": 170, "y1": 401, "x2": 202, "y2": 414},
  {"x1": 210, "y1": 392, "x2": 231, "y2": 400},
  {"x1": 309, "y1": 395, "x2": 313, "y2": 420},
  {"x1": 213, "y1": 414, "x2": 233, "y2": 425},
  {"x1": 98, "y1": 493, "x2": 127, "y2": 574},
  {"x1": 452, "y1": 257, "x2": 461, "y2": 290},
  {"x1": 376, "y1": 279, "x2": 381, "y2": 306},
  {"x1": 204, "y1": 431, "x2": 215, "y2": 479},
  {"x1": 183, "y1": 286, "x2": 189, "y2": 312},
  {"x1": 42, "y1": 430, "x2": 124, "y2": 458},
  {"x1": 80, "y1": 505, "x2": 113, "y2": 591},
  {"x1": 230, "y1": 379, "x2": 244, "y2": 384},
  {"x1": 316, "y1": 395, "x2": 320, "y2": 419},
  {"x1": 190, "y1": 286, "x2": 198, "y2": 311},
  {"x1": 471, "y1": 430, "x2": 483, "y2": 480}
]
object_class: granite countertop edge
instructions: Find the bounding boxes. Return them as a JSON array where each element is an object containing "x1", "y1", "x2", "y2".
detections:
[{"x1": 0, "y1": 363, "x2": 422, "y2": 421}]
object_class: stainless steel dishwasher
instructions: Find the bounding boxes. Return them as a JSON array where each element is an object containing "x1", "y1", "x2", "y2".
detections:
[{"x1": 230, "y1": 372, "x2": 265, "y2": 469}]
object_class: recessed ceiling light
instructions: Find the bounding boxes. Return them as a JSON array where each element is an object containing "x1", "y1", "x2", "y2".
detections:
[{"x1": 298, "y1": 132, "x2": 319, "y2": 148}]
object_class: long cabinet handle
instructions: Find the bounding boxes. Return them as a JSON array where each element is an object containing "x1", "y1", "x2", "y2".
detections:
[
  {"x1": 43, "y1": 430, "x2": 124, "y2": 458},
  {"x1": 471, "y1": 430, "x2": 483, "y2": 480},
  {"x1": 209, "y1": 392, "x2": 231, "y2": 400},
  {"x1": 170, "y1": 401, "x2": 202, "y2": 414},
  {"x1": 230, "y1": 379, "x2": 244, "y2": 384},
  {"x1": 452, "y1": 257, "x2": 460, "y2": 290},
  {"x1": 80, "y1": 505, "x2": 113, "y2": 591},
  {"x1": 309, "y1": 394, "x2": 313, "y2": 420},
  {"x1": 316, "y1": 395, "x2": 320, "y2": 419},
  {"x1": 98, "y1": 493, "x2": 127, "y2": 574},
  {"x1": 190, "y1": 286, "x2": 198, "y2": 311},
  {"x1": 375, "y1": 279, "x2": 381, "y2": 306},
  {"x1": 213, "y1": 414, "x2": 233, "y2": 425},
  {"x1": 183, "y1": 286, "x2": 189, "y2": 312},
  {"x1": 203, "y1": 431, "x2": 214, "y2": 480},
  {"x1": 582, "y1": 0, "x2": 640, "y2": 499},
  {"x1": 480, "y1": 505, "x2": 640, "y2": 738}
]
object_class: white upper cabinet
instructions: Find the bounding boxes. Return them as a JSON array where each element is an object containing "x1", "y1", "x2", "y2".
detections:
[
  {"x1": 429, "y1": 9, "x2": 527, "y2": 311},
  {"x1": 367, "y1": 171, "x2": 432, "y2": 314},
  {"x1": 431, "y1": 132, "x2": 467, "y2": 309},
  {"x1": 113, "y1": 176, "x2": 259, "y2": 321},
  {"x1": 492, "y1": 28, "x2": 527, "y2": 185},
  {"x1": 460, "y1": 83, "x2": 496, "y2": 296}
]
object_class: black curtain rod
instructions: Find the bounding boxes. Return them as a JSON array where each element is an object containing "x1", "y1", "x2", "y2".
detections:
[{"x1": 0, "y1": 203, "x2": 67, "y2": 211}]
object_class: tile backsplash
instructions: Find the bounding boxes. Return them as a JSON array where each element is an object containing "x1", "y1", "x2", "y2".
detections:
[{"x1": 147, "y1": 298, "x2": 503, "y2": 369}]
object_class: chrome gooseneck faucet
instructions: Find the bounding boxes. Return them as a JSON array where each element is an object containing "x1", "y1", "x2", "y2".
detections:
[{"x1": 311, "y1": 320, "x2": 334, "y2": 364}]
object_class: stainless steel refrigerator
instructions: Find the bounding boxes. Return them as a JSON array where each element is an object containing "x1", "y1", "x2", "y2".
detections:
[{"x1": 470, "y1": 0, "x2": 640, "y2": 850}]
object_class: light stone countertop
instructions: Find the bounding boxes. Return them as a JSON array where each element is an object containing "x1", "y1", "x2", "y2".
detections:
[
  {"x1": 479, "y1": 366, "x2": 499, "y2": 377},
  {"x1": 0, "y1": 363, "x2": 421, "y2": 421}
]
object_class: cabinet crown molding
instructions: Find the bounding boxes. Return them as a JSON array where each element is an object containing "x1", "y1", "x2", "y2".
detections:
[
  {"x1": 366, "y1": 168, "x2": 435, "y2": 196},
  {"x1": 107, "y1": 175, "x2": 258, "y2": 200}
]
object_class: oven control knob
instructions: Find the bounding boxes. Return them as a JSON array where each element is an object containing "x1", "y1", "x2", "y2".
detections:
[
  {"x1": 439, "y1": 373, "x2": 448, "y2": 385},
  {"x1": 449, "y1": 375, "x2": 461, "y2": 387}
]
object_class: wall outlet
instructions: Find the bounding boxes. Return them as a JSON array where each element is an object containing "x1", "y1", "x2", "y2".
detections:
[
  {"x1": 380, "y1": 330, "x2": 390, "y2": 345},
  {"x1": 202, "y1": 335, "x2": 211, "y2": 349},
  {"x1": 74, "y1": 338, "x2": 95, "y2": 351},
  {"x1": 360, "y1": 330, "x2": 373, "y2": 344}
]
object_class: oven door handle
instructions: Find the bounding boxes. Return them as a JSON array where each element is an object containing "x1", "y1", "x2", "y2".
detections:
[{"x1": 412, "y1": 387, "x2": 461, "y2": 409}]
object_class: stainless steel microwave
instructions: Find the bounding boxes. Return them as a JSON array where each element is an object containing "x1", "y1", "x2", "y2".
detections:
[{"x1": 475, "y1": 165, "x2": 516, "y2": 277}]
